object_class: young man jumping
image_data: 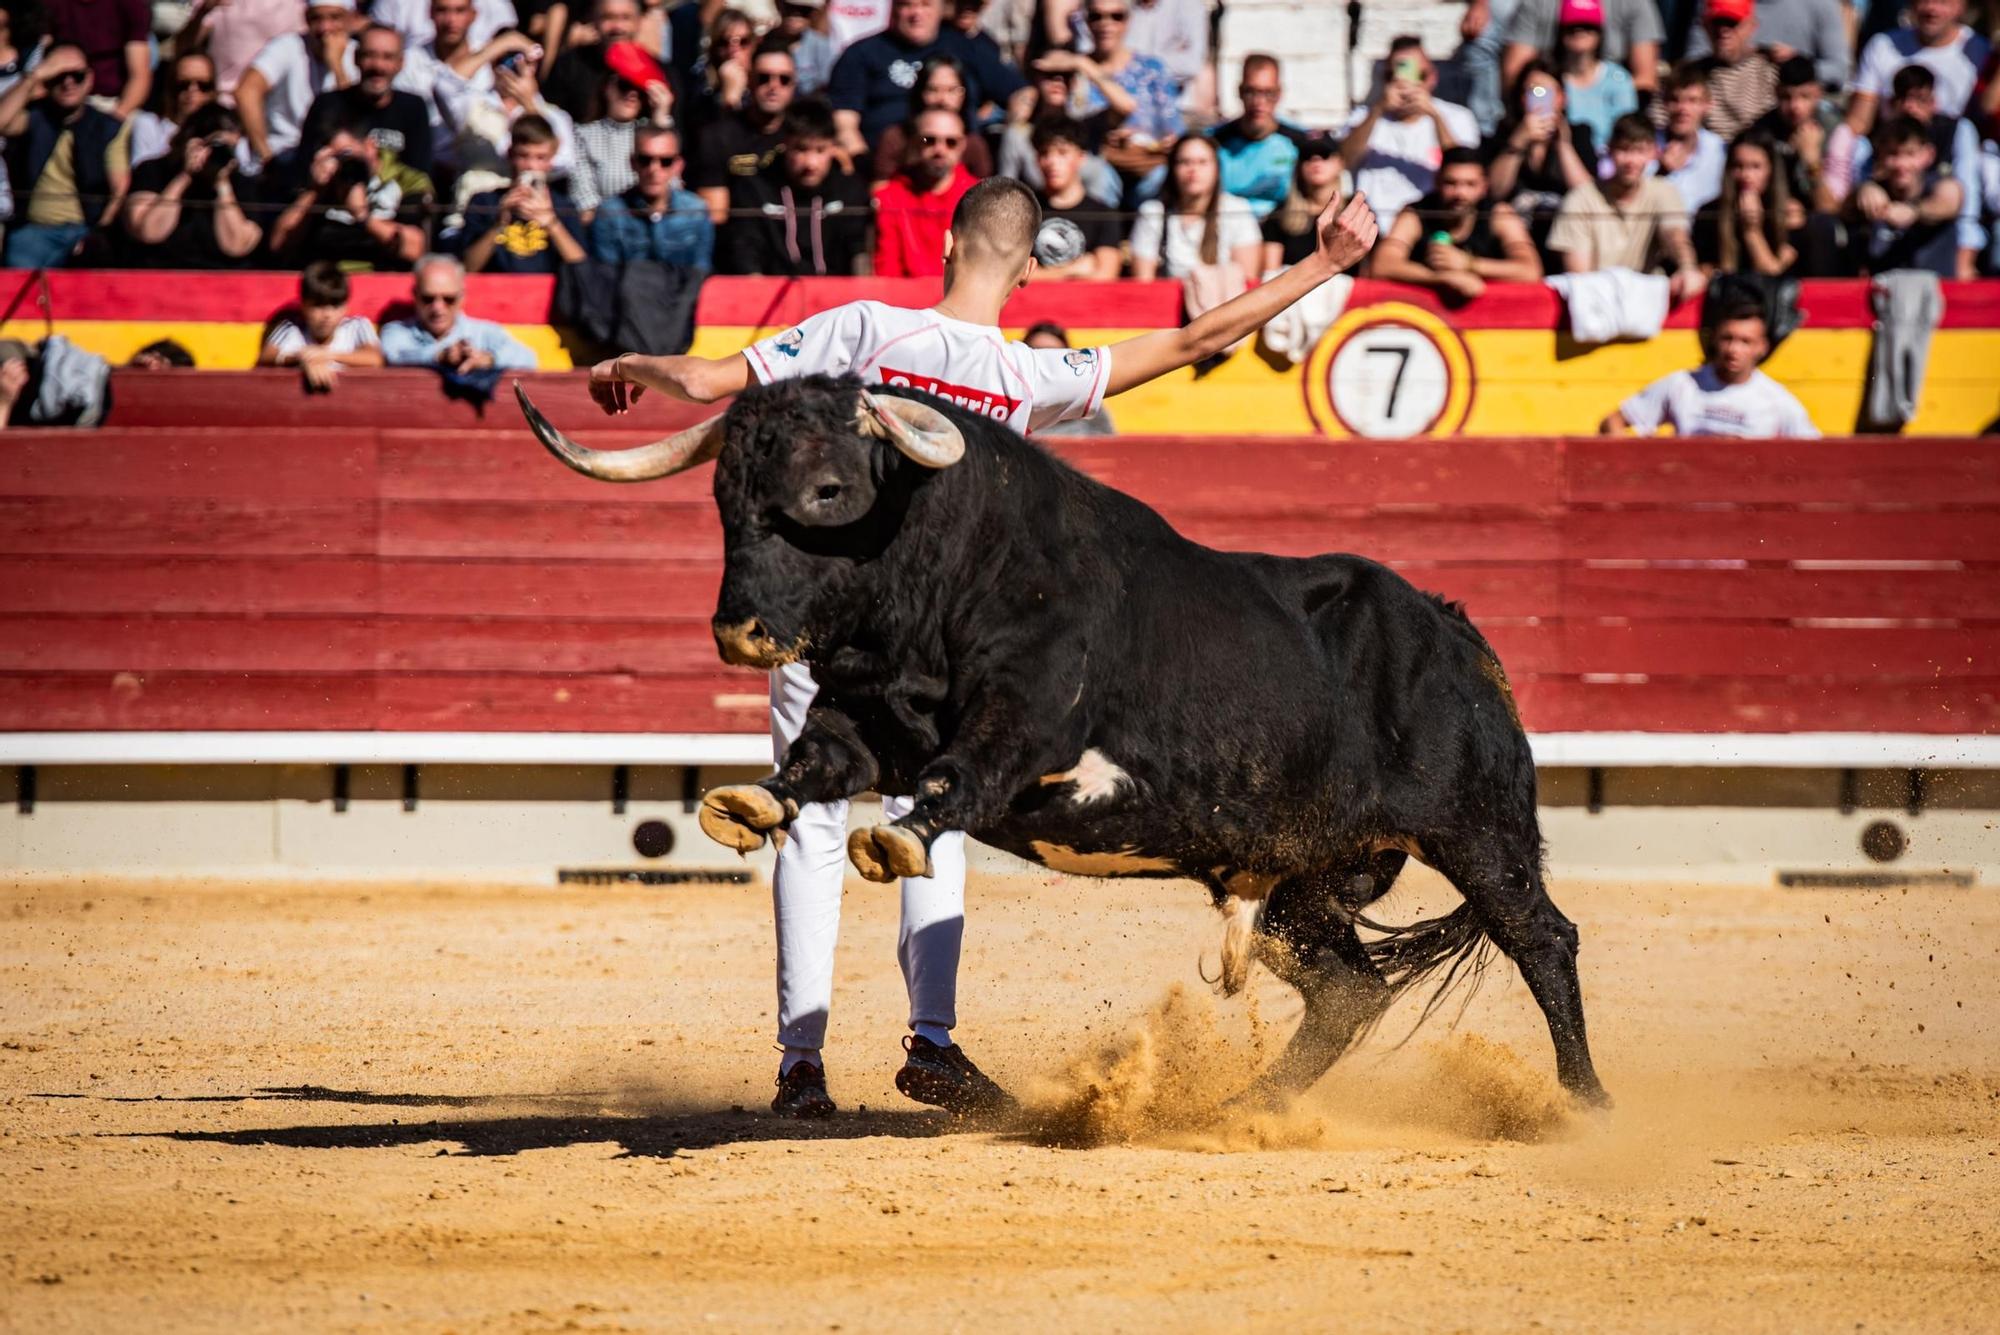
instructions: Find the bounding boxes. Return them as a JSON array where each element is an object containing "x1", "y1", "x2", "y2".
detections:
[{"x1": 584, "y1": 176, "x2": 1378, "y2": 1119}]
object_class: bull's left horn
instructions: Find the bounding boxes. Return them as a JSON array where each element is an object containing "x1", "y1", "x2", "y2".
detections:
[
  {"x1": 516, "y1": 382, "x2": 727, "y2": 483},
  {"x1": 859, "y1": 391, "x2": 966, "y2": 469}
]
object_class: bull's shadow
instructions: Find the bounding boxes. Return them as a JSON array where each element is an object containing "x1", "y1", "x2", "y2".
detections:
[{"x1": 66, "y1": 1086, "x2": 957, "y2": 1160}]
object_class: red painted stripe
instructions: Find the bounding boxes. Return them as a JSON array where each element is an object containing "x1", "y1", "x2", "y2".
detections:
[
  {"x1": 12, "y1": 269, "x2": 1998, "y2": 331},
  {"x1": 1565, "y1": 438, "x2": 2000, "y2": 505},
  {"x1": 1511, "y1": 676, "x2": 2000, "y2": 733}
]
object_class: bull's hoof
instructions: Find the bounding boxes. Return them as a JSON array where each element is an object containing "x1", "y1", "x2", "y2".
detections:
[
  {"x1": 847, "y1": 825, "x2": 933, "y2": 883},
  {"x1": 698, "y1": 785, "x2": 790, "y2": 853}
]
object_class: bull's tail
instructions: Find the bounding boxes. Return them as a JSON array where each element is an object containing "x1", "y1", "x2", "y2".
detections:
[{"x1": 1355, "y1": 903, "x2": 1495, "y2": 1039}]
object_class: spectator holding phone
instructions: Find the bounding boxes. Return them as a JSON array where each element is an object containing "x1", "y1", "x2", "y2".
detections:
[
  {"x1": 1842, "y1": 115, "x2": 1962, "y2": 278},
  {"x1": 448, "y1": 114, "x2": 587, "y2": 272},
  {"x1": 268, "y1": 121, "x2": 431, "y2": 269},
  {"x1": 1486, "y1": 57, "x2": 1595, "y2": 255},
  {"x1": 258, "y1": 260, "x2": 385, "y2": 390},
  {"x1": 120, "y1": 102, "x2": 263, "y2": 268},
  {"x1": 1339, "y1": 35, "x2": 1480, "y2": 232}
]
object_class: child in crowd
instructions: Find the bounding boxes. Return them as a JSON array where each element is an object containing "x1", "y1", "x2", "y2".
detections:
[{"x1": 258, "y1": 262, "x2": 385, "y2": 390}]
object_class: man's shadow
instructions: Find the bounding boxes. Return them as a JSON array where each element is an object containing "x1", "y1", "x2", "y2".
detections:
[{"x1": 47, "y1": 1085, "x2": 958, "y2": 1160}]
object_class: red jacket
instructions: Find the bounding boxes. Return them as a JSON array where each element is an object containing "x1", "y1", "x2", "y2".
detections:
[{"x1": 871, "y1": 164, "x2": 978, "y2": 278}]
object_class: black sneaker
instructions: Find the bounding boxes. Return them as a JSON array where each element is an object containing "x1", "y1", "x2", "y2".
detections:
[
  {"x1": 894, "y1": 1035, "x2": 1016, "y2": 1117},
  {"x1": 771, "y1": 1060, "x2": 836, "y2": 1119}
]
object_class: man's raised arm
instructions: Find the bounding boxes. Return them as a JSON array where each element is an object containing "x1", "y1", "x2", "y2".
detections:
[
  {"x1": 583, "y1": 352, "x2": 754, "y2": 413},
  {"x1": 1104, "y1": 192, "x2": 1378, "y2": 397}
]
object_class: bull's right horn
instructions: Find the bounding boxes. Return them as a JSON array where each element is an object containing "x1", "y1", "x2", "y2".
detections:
[{"x1": 516, "y1": 382, "x2": 727, "y2": 483}]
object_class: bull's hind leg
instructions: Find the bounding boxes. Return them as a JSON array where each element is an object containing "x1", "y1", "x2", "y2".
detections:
[
  {"x1": 1426, "y1": 839, "x2": 1609, "y2": 1107},
  {"x1": 1237, "y1": 857, "x2": 1400, "y2": 1101}
]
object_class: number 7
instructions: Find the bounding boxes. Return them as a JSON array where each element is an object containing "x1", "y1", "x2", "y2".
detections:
[{"x1": 1367, "y1": 345, "x2": 1411, "y2": 419}]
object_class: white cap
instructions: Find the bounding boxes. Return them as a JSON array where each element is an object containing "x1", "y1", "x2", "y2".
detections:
[{"x1": 308, "y1": 0, "x2": 358, "y2": 12}]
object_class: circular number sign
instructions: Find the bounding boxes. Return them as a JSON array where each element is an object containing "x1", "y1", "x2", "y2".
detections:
[{"x1": 1303, "y1": 302, "x2": 1474, "y2": 438}]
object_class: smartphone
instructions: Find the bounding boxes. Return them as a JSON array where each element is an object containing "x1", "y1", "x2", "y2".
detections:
[
  {"x1": 497, "y1": 51, "x2": 527, "y2": 74},
  {"x1": 1526, "y1": 84, "x2": 1555, "y2": 115},
  {"x1": 1393, "y1": 57, "x2": 1424, "y2": 83},
  {"x1": 518, "y1": 169, "x2": 548, "y2": 193}
]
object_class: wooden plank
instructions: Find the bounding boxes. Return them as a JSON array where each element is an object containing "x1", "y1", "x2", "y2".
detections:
[
  {"x1": 0, "y1": 556, "x2": 380, "y2": 614},
  {"x1": 1512, "y1": 675, "x2": 2000, "y2": 733},
  {"x1": 379, "y1": 559, "x2": 722, "y2": 619},
  {"x1": 373, "y1": 672, "x2": 768, "y2": 733},
  {"x1": 0, "y1": 498, "x2": 379, "y2": 557},
  {"x1": 377, "y1": 431, "x2": 723, "y2": 503},
  {"x1": 0, "y1": 672, "x2": 381, "y2": 730},
  {"x1": 1566, "y1": 439, "x2": 2000, "y2": 505},
  {"x1": 1561, "y1": 508, "x2": 2000, "y2": 562},
  {"x1": 1166, "y1": 512, "x2": 1561, "y2": 561},
  {"x1": 1561, "y1": 563, "x2": 2000, "y2": 621},
  {"x1": 1, "y1": 432, "x2": 378, "y2": 499},
  {"x1": 1543, "y1": 623, "x2": 2000, "y2": 678},
  {"x1": 379, "y1": 499, "x2": 722, "y2": 560}
]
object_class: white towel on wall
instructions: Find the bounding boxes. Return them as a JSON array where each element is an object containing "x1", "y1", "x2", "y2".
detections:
[{"x1": 1545, "y1": 269, "x2": 1672, "y2": 344}]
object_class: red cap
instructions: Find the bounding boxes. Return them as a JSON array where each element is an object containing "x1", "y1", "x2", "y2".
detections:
[
  {"x1": 1558, "y1": 0, "x2": 1604, "y2": 27},
  {"x1": 604, "y1": 40, "x2": 669, "y2": 91},
  {"x1": 1706, "y1": 0, "x2": 1753, "y2": 21}
]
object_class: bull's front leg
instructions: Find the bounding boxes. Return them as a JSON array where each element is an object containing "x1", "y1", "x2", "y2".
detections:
[
  {"x1": 698, "y1": 707, "x2": 881, "y2": 854},
  {"x1": 846, "y1": 688, "x2": 1058, "y2": 884}
]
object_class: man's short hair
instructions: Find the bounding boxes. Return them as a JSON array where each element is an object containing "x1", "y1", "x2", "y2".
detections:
[
  {"x1": 783, "y1": 98, "x2": 837, "y2": 142},
  {"x1": 1386, "y1": 34, "x2": 1422, "y2": 57},
  {"x1": 1712, "y1": 297, "x2": 1768, "y2": 335},
  {"x1": 1439, "y1": 146, "x2": 1483, "y2": 171},
  {"x1": 1023, "y1": 321, "x2": 1069, "y2": 345},
  {"x1": 753, "y1": 32, "x2": 796, "y2": 61},
  {"x1": 1873, "y1": 114, "x2": 1931, "y2": 153},
  {"x1": 1240, "y1": 52, "x2": 1279, "y2": 80},
  {"x1": 949, "y1": 176, "x2": 1041, "y2": 266},
  {"x1": 1608, "y1": 112, "x2": 1655, "y2": 148},
  {"x1": 632, "y1": 122, "x2": 678, "y2": 157},
  {"x1": 413, "y1": 253, "x2": 466, "y2": 286},
  {"x1": 510, "y1": 114, "x2": 558, "y2": 149},
  {"x1": 1890, "y1": 64, "x2": 1937, "y2": 99},
  {"x1": 913, "y1": 105, "x2": 966, "y2": 136},
  {"x1": 1666, "y1": 63, "x2": 1710, "y2": 97},
  {"x1": 1776, "y1": 54, "x2": 1817, "y2": 88},
  {"x1": 1031, "y1": 115, "x2": 1088, "y2": 154},
  {"x1": 361, "y1": 22, "x2": 404, "y2": 48},
  {"x1": 301, "y1": 260, "x2": 350, "y2": 308}
]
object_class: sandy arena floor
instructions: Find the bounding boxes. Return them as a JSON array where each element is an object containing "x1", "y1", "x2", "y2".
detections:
[{"x1": 2, "y1": 866, "x2": 1996, "y2": 1333}]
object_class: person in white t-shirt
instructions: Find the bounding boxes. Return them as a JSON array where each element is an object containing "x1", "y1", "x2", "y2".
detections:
[
  {"x1": 1338, "y1": 36, "x2": 1481, "y2": 232},
  {"x1": 569, "y1": 176, "x2": 1378, "y2": 1120},
  {"x1": 1845, "y1": 0, "x2": 1990, "y2": 132},
  {"x1": 234, "y1": 0, "x2": 361, "y2": 167},
  {"x1": 257, "y1": 261, "x2": 384, "y2": 391},
  {"x1": 1600, "y1": 300, "x2": 1817, "y2": 438}
]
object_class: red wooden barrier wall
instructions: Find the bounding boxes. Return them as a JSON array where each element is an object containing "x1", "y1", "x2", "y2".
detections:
[{"x1": 4, "y1": 383, "x2": 1996, "y2": 736}]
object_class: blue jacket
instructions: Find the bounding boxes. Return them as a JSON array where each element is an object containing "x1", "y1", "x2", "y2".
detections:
[{"x1": 586, "y1": 186, "x2": 715, "y2": 268}]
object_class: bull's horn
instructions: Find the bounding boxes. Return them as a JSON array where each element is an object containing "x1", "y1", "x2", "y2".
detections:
[
  {"x1": 859, "y1": 391, "x2": 965, "y2": 469},
  {"x1": 515, "y1": 382, "x2": 726, "y2": 483}
]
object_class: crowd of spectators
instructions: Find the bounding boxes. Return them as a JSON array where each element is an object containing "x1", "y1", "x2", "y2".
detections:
[{"x1": 0, "y1": 0, "x2": 1991, "y2": 428}]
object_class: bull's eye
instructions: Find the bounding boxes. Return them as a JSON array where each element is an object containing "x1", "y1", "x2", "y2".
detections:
[{"x1": 815, "y1": 483, "x2": 842, "y2": 503}]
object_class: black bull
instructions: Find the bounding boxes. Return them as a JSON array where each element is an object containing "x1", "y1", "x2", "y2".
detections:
[{"x1": 519, "y1": 375, "x2": 1608, "y2": 1107}]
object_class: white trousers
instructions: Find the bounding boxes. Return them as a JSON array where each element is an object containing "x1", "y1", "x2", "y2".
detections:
[{"x1": 768, "y1": 661, "x2": 967, "y2": 1052}]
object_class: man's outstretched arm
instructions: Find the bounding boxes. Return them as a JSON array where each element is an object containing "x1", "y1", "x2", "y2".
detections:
[
  {"x1": 583, "y1": 351, "x2": 754, "y2": 413},
  {"x1": 1104, "y1": 192, "x2": 1379, "y2": 398}
]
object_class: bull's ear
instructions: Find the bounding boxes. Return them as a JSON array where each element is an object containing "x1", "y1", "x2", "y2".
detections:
[
  {"x1": 517, "y1": 383, "x2": 727, "y2": 482},
  {"x1": 858, "y1": 392, "x2": 966, "y2": 469}
]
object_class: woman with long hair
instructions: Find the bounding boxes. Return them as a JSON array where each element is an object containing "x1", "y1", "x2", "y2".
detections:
[
  {"x1": 1485, "y1": 58, "x2": 1594, "y2": 254},
  {"x1": 1130, "y1": 134, "x2": 1261, "y2": 281},
  {"x1": 1708, "y1": 133, "x2": 1798, "y2": 276},
  {"x1": 129, "y1": 51, "x2": 224, "y2": 170},
  {"x1": 120, "y1": 102, "x2": 262, "y2": 268},
  {"x1": 1261, "y1": 134, "x2": 1342, "y2": 271},
  {"x1": 689, "y1": 6, "x2": 756, "y2": 123},
  {"x1": 870, "y1": 56, "x2": 994, "y2": 181}
]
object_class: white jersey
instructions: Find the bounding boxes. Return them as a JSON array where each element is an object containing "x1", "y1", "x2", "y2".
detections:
[
  {"x1": 264, "y1": 315, "x2": 380, "y2": 357},
  {"x1": 744, "y1": 300, "x2": 1113, "y2": 436},
  {"x1": 1620, "y1": 366, "x2": 1819, "y2": 439}
]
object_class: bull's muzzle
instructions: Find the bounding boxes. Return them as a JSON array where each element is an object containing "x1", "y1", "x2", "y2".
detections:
[{"x1": 713, "y1": 619, "x2": 807, "y2": 669}]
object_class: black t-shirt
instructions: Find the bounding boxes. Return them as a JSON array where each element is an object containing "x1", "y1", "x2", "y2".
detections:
[
  {"x1": 827, "y1": 28, "x2": 1024, "y2": 146},
  {"x1": 301, "y1": 87, "x2": 434, "y2": 174},
  {"x1": 1485, "y1": 119, "x2": 1597, "y2": 213},
  {"x1": 1261, "y1": 206, "x2": 1317, "y2": 267},
  {"x1": 1039, "y1": 194, "x2": 1122, "y2": 262},
  {"x1": 722, "y1": 160, "x2": 873, "y2": 276},
  {"x1": 691, "y1": 111, "x2": 782, "y2": 192},
  {"x1": 124, "y1": 155, "x2": 245, "y2": 269}
]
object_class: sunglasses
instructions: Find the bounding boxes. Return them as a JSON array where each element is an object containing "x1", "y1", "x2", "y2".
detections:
[
  {"x1": 176, "y1": 78, "x2": 217, "y2": 93},
  {"x1": 919, "y1": 134, "x2": 963, "y2": 148},
  {"x1": 755, "y1": 70, "x2": 795, "y2": 85},
  {"x1": 633, "y1": 152, "x2": 681, "y2": 167},
  {"x1": 1086, "y1": 9, "x2": 1127, "y2": 20},
  {"x1": 417, "y1": 291, "x2": 462, "y2": 306},
  {"x1": 48, "y1": 70, "x2": 87, "y2": 88}
]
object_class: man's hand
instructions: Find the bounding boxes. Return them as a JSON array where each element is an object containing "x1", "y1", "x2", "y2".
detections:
[
  {"x1": 645, "y1": 80, "x2": 675, "y2": 125},
  {"x1": 33, "y1": 46, "x2": 88, "y2": 87},
  {"x1": 0, "y1": 356, "x2": 29, "y2": 412},
  {"x1": 309, "y1": 145, "x2": 340, "y2": 187},
  {"x1": 517, "y1": 185, "x2": 557, "y2": 227},
  {"x1": 1668, "y1": 267, "x2": 1707, "y2": 303},
  {"x1": 495, "y1": 63, "x2": 540, "y2": 109},
  {"x1": 1794, "y1": 117, "x2": 1824, "y2": 161},
  {"x1": 459, "y1": 347, "x2": 496, "y2": 372},
  {"x1": 500, "y1": 181, "x2": 536, "y2": 222},
  {"x1": 1882, "y1": 200, "x2": 1918, "y2": 229},
  {"x1": 1441, "y1": 270, "x2": 1486, "y2": 299},
  {"x1": 438, "y1": 340, "x2": 470, "y2": 368},
  {"x1": 589, "y1": 355, "x2": 645, "y2": 413},
  {"x1": 1427, "y1": 239, "x2": 1471, "y2": 273},
  {"x1": 1461, "y1": 0, "x2": 1490, "y2": 41},
  {"x1": 182, "y1": 135, "x2": 213, "y2": 177},
  {"x1": 318, "y1": 26, "x2": 348, "y2": 72},
  {"x1": 1314, "y1": 190, "x2": 1379, "y2": 273},
  {"x1": 1765, "y1": 41, "x2": 1796, "y2": 64},
  {"x1": 1855, "y1": 181, "x2": 1890, "y2": 222}
]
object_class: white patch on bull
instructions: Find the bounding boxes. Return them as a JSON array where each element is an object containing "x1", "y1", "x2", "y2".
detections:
[
  {"x1": 1215, "y1": 872, "x2": 1277, "y2": 997},
  {"x1": 1037, "y1": 748, "x2": 1131, "y2": 806},
  {"x1": 1028, "y1": 841, "x2": 1176, "y2": 876}
]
